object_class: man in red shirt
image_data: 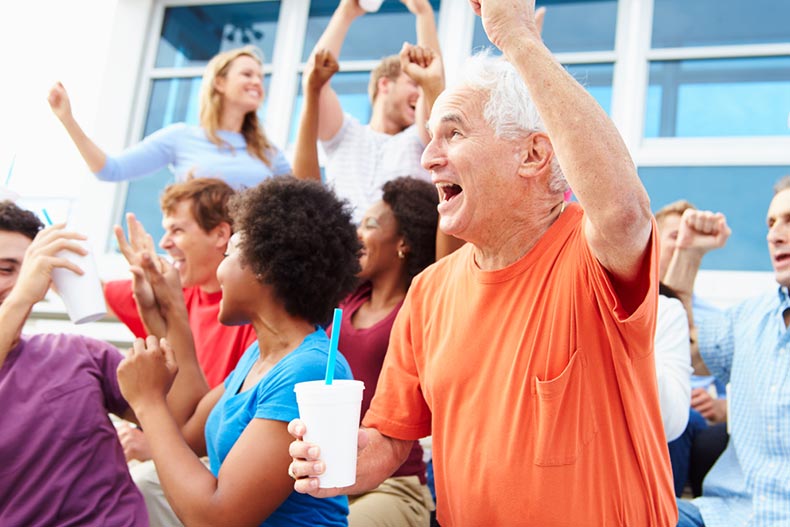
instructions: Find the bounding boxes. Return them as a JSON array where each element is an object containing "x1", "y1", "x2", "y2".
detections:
[{"x1": 107, "y1": 178, "x2": 255, "y2": 527}]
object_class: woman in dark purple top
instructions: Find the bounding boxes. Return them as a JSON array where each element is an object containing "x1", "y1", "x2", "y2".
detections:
[{"x1": 328, "y1": 176, "x2": 438, "y2": 526}]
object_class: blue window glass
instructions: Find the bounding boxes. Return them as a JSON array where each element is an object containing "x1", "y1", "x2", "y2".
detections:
[
  {"x1": 289, "y1": 72, "x2": 372, "y2": 145},
  {"x1": 121, "y1": 76, "x2": 271, "y2": 246},
  {"x1": 645, "y1": 56, "x2": 790, "y2": 138},
  {"x1": 565, "y1": 63, "x2": 613, "y2": 115},
  {"x1": 472, "y1": 0, "x2": 617, "y2": 54},
  {"x1": 302, "y1": 0, "x2": 441, "y2": 62},
  {"x1": 640, "y1": 166, "x2": 788, "y2": 271},
  {"x1": 155, "y1": 2, "x2": 281, "y2": 67},
  {"x1": 652, "y1": 0, "x2": 790, "y2": 48}
]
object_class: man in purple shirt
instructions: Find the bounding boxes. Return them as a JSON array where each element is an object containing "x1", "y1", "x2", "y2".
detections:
[{"x1": 0, "y1": 201, "x2": 148, "y2": 526}]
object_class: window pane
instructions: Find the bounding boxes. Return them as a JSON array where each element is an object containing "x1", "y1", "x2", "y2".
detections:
[
  {"x1": 121, "y1": 76, "x2": 271, "y2": 245},
  {"x1": 645, "y1": 57, "x2": 790, "y2": 138},
  {"x1": 565, "y1": 63, "x2": 613, "y2": 115},
  {"x1": 289, "y1": 72, "x2": 372, "y2": 145},
  {"x1": 472, "y1": 0, "x2": 617, "y2": 54},
  {"x1": 640, "y1": 166, "x2": 787, "y2": 271},
  {"x1": 652, "y1": 0, "x2": 790, "y2": 48},
  {"x1": 155, "y1": 2, "x2": 281, "y2": 68},
  {"x1": 302, "y1": 0, "x2": 440, "y2": 62}
]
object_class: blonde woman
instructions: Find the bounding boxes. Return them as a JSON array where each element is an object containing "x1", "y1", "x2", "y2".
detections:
[{"x1": 48, "y1": 46, "x2": 290, "y2": 188}]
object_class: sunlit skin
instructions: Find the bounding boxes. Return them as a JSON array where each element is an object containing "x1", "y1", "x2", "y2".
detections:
[
  {"x1": 159, "y1": 201, "x2": 226, "y2": 292},
  {"x1": 422, "y1": 87, "x2": 525, "y2": 247},
  {"x1": 766, "y1": 188, "x2": 790, "y2": 288},
  {"x1": 215, "y1": 55, "x2": 265, "y2": 120},
  {"x1": 356, "y1": 200, "x2": 404, "y2": 281},
  {"x1": 381, "y1": 73, "x2": 420, "y2": 132},
  {"x1": 0, "y1": 231, "x2": 32, "y2": 305},
  {"x1": 657, "y1": 212, "x2": 682, "y2": 280},
  {"x1": 216, "y1": 232, "x2": 259, "y2": 326}
]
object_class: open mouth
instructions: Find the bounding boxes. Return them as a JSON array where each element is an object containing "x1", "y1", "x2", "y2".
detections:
[
  {"x1": 436, "y1": 182, "x2": 463, "y2": 203},
  {"x1": 775, "y1": 253, "x2": 790, "y2": 265}
]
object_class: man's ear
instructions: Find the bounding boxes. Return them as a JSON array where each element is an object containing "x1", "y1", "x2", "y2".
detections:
[
  {"x1": 213, "y1": 222, "x2": 232, "y2": 249},
  {"x1": 377, "y1": 76, "x2": 393, "y2": 98},
  {"x1": 517, "y1": 132, "x2": 554, "y2": 179}
]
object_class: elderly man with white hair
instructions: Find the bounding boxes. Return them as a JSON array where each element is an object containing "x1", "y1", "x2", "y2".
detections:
[{"x1": 287, "y1": 1, "x2": 677, "y2": 525}]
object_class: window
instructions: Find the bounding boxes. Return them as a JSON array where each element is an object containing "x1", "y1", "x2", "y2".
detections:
[
  {"x1": 472, "y1": 0, "x2": 618, "y2": 54},
  {"x1": 641, "y1": 166, "x2": 787, "y2": 271},
  {"x1": 121, "y1": 1, "x2": 281, "y2": 246}
]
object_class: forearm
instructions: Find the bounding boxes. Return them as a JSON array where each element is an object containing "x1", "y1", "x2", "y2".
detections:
[
  {"x1": 58, "y1": 114, "x2": 108, "y2": 174},
  {"x1": 506, "y1": 38, "x2": 650, "y2": 243},
  {"x1": 0, "y1": 294, "x2": 33, "y2": 369},
  {"x1": 292, "y1": 89, "x2": 322, "y2": 181},
  {"x1": 663, "y1": 249, "x2": 703, "y2": 304},
  {"x1": 136, "y1": 401, "x2": 220, "y2": 525},
  {"x1": 415, "y1": 69, "x2": 444, "y2": 145},
  {"x1": 415, "y1": 7, "x2": 440, "y2": 55},
  {"x1": 346, "y1": 428, "x2": 411, "y2": 495},
  {"x1": 164, "y1": 309, "x2": 209, "y2": 425}
]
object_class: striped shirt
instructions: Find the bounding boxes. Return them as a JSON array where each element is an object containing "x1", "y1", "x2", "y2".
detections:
[
  {"x1": 320, "y1": 114, "x2": 430, "y2": 223},
  {"x1": 693, "y1": 286, "x2": 790, "y2": 527}
]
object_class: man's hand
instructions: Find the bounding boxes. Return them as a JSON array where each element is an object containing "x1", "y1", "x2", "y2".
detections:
[
  {"x1": 691, "y1": 388, "x2": 727, "y2": 424},
  {"x1": 675, "y1": 209, "x2": 731, "y2": 256},
  {"x1": 116, "y1": 422, "x2": 153, "y2": 462},
  {"x1": 115, "y1": 213, "x2": 160, "y2": 312},
  {"x1": 340, "y1": 0, "x2": 366, "y2": 19},
  {"x1": 306, "y1": 49, "x2": 339, "y2": 94},
  {"x1": 10, "y1": 225, "x2": 87, "y2": 308},
  {"x1": 117, "y1": 335, "x2": 179, "y2": 410},
  {"x1": 399, "y1": 43, "x2": 444, "y2": 94},
  {"x1": 286, "y1": 419, "x2": 369, "y2": 497},
  {"x1": 470, "y1": 0, "x2": 543, "y2": 52}
]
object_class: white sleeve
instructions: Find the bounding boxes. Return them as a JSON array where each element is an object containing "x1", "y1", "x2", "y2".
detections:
[{"x1": 654, "y1": 295, "x2": 693, "y2": 441}]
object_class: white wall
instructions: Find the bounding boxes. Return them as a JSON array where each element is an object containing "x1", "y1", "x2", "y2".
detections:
[{"x1": 0, "y1": 0, "x2": 152, "y2": 279}]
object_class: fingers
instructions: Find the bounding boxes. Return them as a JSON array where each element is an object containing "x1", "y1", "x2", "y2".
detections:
[
  {"x1": 288, "y1": 418, "x2": 307, "y2": 440},
  {"x1": 682, "y1": 209, "x2": 726, "y2": 236},
  {"x1": 469, "y1": 0, "x2": 482, "y2": 16},
  {"x1": 535, "y1": 6, "x2": 546, "y2": 35},
  {"x1": 160, "y1": 338, "x2": 178, "y2": 372}
]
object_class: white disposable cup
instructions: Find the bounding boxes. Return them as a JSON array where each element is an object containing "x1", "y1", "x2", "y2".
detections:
[
  {"x1": 51, "y1": 241, "x2": 107, "y2": 324},
  {"x1": 358, "y1": 0, "x2": 384, "y2": 13},
  {"x1": 294, "y1": 380, "x2": 364, "y2": 488}
]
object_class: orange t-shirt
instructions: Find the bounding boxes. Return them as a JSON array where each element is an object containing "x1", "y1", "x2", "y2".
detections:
[{"x1": 363, "y1": 204, "x2": 677, "y2": 527}]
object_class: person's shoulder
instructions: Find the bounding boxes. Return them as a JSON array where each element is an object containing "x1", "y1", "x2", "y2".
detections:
[
  {"x1": 24, "y1": 333, "x2": 120, "y2": 357},
  {"x1": 411, "y1": 244, "x2": 473, "y2": 291}
]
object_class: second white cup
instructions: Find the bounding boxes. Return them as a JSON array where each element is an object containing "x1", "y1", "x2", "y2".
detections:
[
  {"x1": 294, "y1": 379, "x2": 364, "y2": 488},
  {"x1": 51, "y1": 240, "x2": 107, "y2": 325}
]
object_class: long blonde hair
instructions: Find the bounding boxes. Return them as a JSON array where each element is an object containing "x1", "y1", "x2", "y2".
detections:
[{"x1": 199, "y1": 46, "x2": 273, "y2": 167}]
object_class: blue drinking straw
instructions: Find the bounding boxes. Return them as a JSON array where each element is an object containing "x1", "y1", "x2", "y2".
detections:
[
  {"x1": 324, "y1": 308, "x2": 343, "y2": 385},
  {"x1": 42, "y1": 208, "x2": 53, "y2": 226},
  {"x1": 4, "y1": 154, "x2": 15, "y2": 187}
]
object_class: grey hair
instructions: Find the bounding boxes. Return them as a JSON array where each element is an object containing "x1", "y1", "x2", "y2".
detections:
[
  {"x1": 774, "y1": 175, "x2": 790, "y2": 195},
  {"x1": 453, "y1": 51, "x2": 568, "y2": 194}
]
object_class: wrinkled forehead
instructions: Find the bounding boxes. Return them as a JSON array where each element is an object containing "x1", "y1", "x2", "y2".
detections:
[{"x1": 428, "y1": 86, "x2": 487, "y2": 130}]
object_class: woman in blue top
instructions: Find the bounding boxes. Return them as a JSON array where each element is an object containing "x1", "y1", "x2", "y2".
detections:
[
  {"x1": 48, "y1": 46, "x2": 291, "y2": 189},
  {"x1": 117, "y1": 177, "x2": 361, "y2": 526}
]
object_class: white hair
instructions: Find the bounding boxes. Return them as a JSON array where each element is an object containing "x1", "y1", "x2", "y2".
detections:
[{"x1": 453, "y1": 51, "x2": 568, "y2": 194}]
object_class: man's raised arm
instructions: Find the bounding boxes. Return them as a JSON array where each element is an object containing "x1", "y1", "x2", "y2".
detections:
[{"x1": 473, "y1": 0, "x2": 651, "y2": 291}]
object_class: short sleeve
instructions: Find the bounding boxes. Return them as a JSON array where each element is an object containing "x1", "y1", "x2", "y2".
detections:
[
  {"x1": 84, "y1": 337, "x2": 129, "y2": 416},
  {"x1": 362, "y1": 293, "x2": 432, "y2": 440}
]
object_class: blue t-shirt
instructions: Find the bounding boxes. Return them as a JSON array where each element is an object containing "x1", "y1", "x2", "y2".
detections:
[
  {"x1": 96, "y1": 123, "x2": 291, "y2": 189},
  {"x1": 205, "y1": 329, "x2": 351, "y2": 527}
]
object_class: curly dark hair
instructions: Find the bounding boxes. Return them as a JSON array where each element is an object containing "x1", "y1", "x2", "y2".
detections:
[
  {"x1": 381, "y1": 177, "x2": 439, "y2": 286},
  {"x1": 230, "y1": 177, "x2": 361, "y2": 325},
  {"x1": 0, "y1": 200, "x2": 44, "y2": 240}
]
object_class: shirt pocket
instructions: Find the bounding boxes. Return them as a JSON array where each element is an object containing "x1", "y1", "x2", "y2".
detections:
[
  {"x1": 43, "y1": 378, "x2": 106, "y2": 441},
  {"x1": 531, "y1": 350, "x2": 598, "y2": 466}
]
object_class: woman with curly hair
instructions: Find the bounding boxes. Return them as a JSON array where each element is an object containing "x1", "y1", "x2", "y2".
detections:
[
  {"x1": 48, "y1": 46, "x2": 290, "y2": 188},
  {"x1": 117, "y1": 177, "x2": 360, "y2": 526},
  {"x1": 328, "y1": 176, "x2": 439, "y2": 526}
]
